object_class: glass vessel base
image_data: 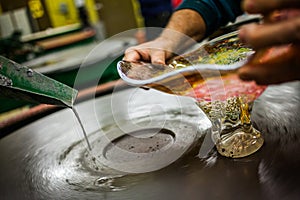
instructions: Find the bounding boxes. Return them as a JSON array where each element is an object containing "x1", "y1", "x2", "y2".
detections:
[{"x1": 216, "y1": 125, "x2": 264, "y2": 158}]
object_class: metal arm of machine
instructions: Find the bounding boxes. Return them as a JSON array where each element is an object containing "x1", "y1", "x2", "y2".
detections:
[{"x1": 0, "y1": 56, "x2": 78, "y2": 108}]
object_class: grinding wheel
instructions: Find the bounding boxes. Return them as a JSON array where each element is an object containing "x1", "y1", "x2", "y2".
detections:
[{"x1": 0, "y1": 82, "x2": 300, "y2": 200}]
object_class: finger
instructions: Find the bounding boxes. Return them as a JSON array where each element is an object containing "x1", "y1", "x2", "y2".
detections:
[
  {"x1": 150, "y1": 49, "x2": 167, "y2": 65},
  {"x1": 239, "y1": 17, "x2": 300, "y2": 49},
  {"x1": 123, "y1": 49, "x2": 142, "y2": 62},
  {"x1": 238, "y1": 46, "x2": 300, "y2": 85},
  {"x1": 123, "y1": 47, "x2": 152, "y2": 62},
  {"x1": 238, "y1": 62, "x2": 300, "y2": 85},
  {"x1": 242, "y1": 0, "x2": 300, "y2": 14},
  {"x1": 263, "y1": 10, "x2": 286, "y2": 23}
]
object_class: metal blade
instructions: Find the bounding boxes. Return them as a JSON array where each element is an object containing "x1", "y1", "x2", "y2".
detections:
[{"x1": 0, "y1": 56, "x2": 78, "y2": 107}]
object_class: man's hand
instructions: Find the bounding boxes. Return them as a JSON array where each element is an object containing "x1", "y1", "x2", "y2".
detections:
[
  {"x1": 123, "y1": 9, "x2": 206, "y2": 64},
  {"x1": 123, "y1": 37, "x2": 175, "y2": 65},
  {"x1": 238, "y1": 0, "x2": 300, "y2": 84}
]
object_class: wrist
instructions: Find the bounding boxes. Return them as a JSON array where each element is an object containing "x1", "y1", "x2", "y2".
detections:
[{"x1": 157, "y1": 28, "x2": 199, "y2": 57}]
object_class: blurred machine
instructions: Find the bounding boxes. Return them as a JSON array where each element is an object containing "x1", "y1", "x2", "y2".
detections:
[{"x1": 0, "y1": 0, "x2": 141, "y2": 115}]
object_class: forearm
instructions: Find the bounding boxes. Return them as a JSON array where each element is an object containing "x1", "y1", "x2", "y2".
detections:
[
  {"x1": 158, "y1": 9, "x2": 206, "y2": 54},
  {"x1": 163, "y1": 9, "x2": 206, "y2": 41},
  {"x1": 124, "y1": 0, "x2": 242, "y2": 63},
  {"x1": 157, "y1": 0, "x2": 243, "y2": 53}
]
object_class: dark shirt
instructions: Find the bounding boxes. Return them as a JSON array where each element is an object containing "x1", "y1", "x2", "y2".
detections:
[
  {"x1": 139, "y1": 0, "x2": 173, "y2": 17},
  {"x1": 177, "y1": 0, "x2": 243, "y2": 37}
]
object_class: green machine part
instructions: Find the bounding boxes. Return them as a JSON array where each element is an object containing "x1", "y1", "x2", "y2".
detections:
[{"x1": 0, "y1": 56, "x2": 78, "y2": 108}]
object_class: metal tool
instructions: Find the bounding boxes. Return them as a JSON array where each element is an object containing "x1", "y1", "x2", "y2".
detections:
[{"x1": 0, "y1": 56, "x2": 78, "y2": 107}]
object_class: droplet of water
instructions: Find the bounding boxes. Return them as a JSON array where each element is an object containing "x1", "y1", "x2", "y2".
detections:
[
  {"x1": 6, "y1": 79, "x2": 12, "y2": 86},
  {"x1": 0, "y1": 74, "x2": 13, "y2": 86},
  {"x1": 27, "y1": 69, "x2": 34, "y2": 77},
  {"x1": 94, "y1": 175, "x2": 126, "y2": 191},
  {"x1": 96, "y1": 177, "x2": 111, "y2": 185}
]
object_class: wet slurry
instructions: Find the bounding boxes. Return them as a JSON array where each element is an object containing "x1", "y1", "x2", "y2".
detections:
[{"x1": 0, "y1": 82, "x2": 299, "y2": 200}]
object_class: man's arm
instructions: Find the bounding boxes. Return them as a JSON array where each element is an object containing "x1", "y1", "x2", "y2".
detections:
[
  {"x1": 124, "y1": 0, "x2": 243, "y2": 64},
  {"x1": 124, "y1": 9, "x2": 206, "y2": 64}
]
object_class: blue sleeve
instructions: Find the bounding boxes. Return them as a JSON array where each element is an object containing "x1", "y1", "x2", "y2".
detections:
[{"x1": 176, "y1": 0, "x2": 243, "y2": 37}]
